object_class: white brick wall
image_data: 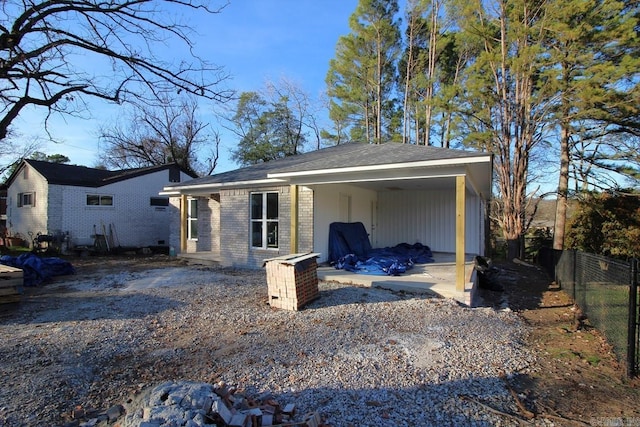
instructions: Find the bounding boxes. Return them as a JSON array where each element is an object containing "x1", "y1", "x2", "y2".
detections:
[
  {"x1": 168, "y1": 196, "x2": 181, "y2": 252},
  {"x1": 8, "y1": 165, "x2": 192, "y2": 249},
  {"x1": 297, "y1": 186, "x2": 314, "y2": 253},
  {"x1": 218, "y1": 186, "x2": 292, "y2": 269},
  {"x1": 169, "y1": 185, "x2": 315, "y2": 269}
]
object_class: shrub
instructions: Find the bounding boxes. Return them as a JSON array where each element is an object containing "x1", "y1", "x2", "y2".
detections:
[{"x1": 565, "y1": 190, "x2": 640, "y2": 259}]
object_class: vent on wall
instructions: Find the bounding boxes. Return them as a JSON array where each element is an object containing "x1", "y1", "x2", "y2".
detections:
[{"x1": 169, "y1": 167, "x2": 180, "y2": 182}]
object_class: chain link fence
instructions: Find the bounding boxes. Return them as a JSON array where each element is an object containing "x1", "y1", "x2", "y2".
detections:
[{"x1": 537, "y1": 248, "x2": 639, "y2": 377}]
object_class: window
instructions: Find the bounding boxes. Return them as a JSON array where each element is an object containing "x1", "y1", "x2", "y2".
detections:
[
  {"x1": 17, "y1": 192, "x2": 35, "y2": 207},
  {"x1": 150, "y1": 197, "x2": 169, "y2": 207},
  {"x1": 251, "y1": 192, "x2": 278, "y2": 249},
  {"x1": 86, "y1": 194, "x2": 113, "y2": 206},
  {"x1": 187, "y1": 198, "x2": 198, "y2": 240}
]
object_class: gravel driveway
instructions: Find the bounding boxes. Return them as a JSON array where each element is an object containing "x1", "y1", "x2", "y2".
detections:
[{"x1": 0, "y1": 260, "x2": 536, "y2": 426}]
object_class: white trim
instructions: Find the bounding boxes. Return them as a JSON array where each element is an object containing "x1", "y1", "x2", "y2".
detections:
[
  {"x1": 293, "y1": 173, "x2": 466, "y2": 187},
  {"x1": 160, "y1": 178, "x2": 285, "y2": 195},
  {"x1": 250, "y1": 191, "x2": 279, "y2": 250},
  {"x1": 267, "y1": 156, "x2": 492, "y2": 179},
  {"x1": 187, "y1": 197, "x2": 198, "y2": 240},
  {"x1": 159, "y1": 156, "x2": 492, "y2": 197}
]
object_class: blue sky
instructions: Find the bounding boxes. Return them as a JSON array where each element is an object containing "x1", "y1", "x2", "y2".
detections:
[{"x1": 10, "y1": 1, "x2": 359, "y2": 172}]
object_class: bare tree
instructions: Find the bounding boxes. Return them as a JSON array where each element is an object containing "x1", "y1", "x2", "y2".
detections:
[
  {"x1": 0, "y1": 136, "x2": 40, "y2": 179},
  {"x1": 99, "y1": 95, "x2": 219, "y2": 176},
  {"x1": 0, "y1": 0, "x2": 233, "y2": 141},
  {"x1": 220, "y1": 76, "x2": 322, "y2": 165}
]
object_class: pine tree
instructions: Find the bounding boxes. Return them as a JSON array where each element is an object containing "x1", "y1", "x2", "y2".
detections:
[
  {"x1": 451, "y1": 0, "x2": 551, "y2": 259},
  {"x1": 541, "y1": 0, "x2": 640, "y2": 250},
  {"x1": 326, "y1": 0, "x2": 402, "y2": 144}
]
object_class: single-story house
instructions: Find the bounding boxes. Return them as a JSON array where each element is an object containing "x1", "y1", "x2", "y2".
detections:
[
  {"x1": 5, "y1": 160, "x2": 196, "y2": 250},
  {"x1": 161, "y1": 142, "x2": 493, "y2": 292}
]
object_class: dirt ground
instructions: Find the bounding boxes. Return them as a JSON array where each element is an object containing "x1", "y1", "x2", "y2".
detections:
[
  {"x1": 4, "y1": 253, "x2": 640, "y2": 426},
  {"x1": 477, "y1": 260, "x2": 640, "y2": 426}
]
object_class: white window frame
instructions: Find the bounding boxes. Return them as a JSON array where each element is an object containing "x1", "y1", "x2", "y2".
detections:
[
  {"x1": 17, "y1": 192, "x2": 34, "y2": 207},
  {"x1": 86, "y1": 194, "x2": 113, "y2": 207},
  {"x1": 187, "y1": 197, "x2": 198, "y2": 240},
  {"x1": 250, "y1": 192, "x2": 279, "y2": 249}
]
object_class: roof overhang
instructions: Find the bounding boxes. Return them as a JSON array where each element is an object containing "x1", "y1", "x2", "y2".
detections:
[
  {"x1": 160, "y1": 178, "x2": 286, "y2": 196},
  {"x1": 268, "y1": 155, "x2": 493, "y2": 199},
  {"x1": 160, "y1": 154, "x2": 493, "y2": 199}
]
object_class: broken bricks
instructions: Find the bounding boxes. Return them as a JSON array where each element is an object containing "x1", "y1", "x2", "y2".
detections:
[
  {"x1": 115, "y1": 380, "x2": 326, "y2": 427},
  {"x1": 206, "y1": 381, "x2": 321, "y2": 427}
]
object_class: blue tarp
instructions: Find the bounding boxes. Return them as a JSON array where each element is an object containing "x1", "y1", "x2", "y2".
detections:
[
  {"x1": 0, "y1": 253, "x2": 76, "y2": 286},
  {"x1": 328, "y1": 222, "x2": 434, "y2": 276},
  {"x1": 328, "y1": 222, "x2": 372, "y2": 261}
]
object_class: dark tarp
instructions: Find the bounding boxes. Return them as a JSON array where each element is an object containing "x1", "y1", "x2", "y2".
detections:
[
  {"x1": 328, "y1": 222, "x2": 434, "y2": 276},
  {"x1": 474, "y1": 256, "x2": 504, "y2": 292},
  {"x1": 328, "y1": 222, "x2": 372, "y2": 261},
  {"x1": 0, "y1": 253, "x2": 76, "y2": 286}
]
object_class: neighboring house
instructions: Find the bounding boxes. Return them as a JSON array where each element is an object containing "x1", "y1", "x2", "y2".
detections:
[
  {"x1": 5, "y1": 160, "x2": 196, "y2": 250},
  {"x1": 161, "y1": 142, "x2": 493, "y2": 290},
  {"x1": 0, "y1": 184, "x2": 6, "y2": 235}
]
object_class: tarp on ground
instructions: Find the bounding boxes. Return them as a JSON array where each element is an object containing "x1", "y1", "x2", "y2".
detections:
[
  {"x1": 328, "y1": 222, "x2": 434, "y2": 276},
  {"x1": 0, "y1": 253, "x2": 76, "y2": 286}
]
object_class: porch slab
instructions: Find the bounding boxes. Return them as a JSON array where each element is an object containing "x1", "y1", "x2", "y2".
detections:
[
  {"x1": 317, "y1": 253, "x2": 477, "y2": 306},
  {"x1": 177, "y1": 251, "x2": 221, "y2": 267}
]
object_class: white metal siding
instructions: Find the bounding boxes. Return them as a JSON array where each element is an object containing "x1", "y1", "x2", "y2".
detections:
[
  {"x1": 312, "y1": 184, "x2": 378, "y2": 263},
  {"x1": 377, "y1": 188, "x2": 483, "y2": 254}
]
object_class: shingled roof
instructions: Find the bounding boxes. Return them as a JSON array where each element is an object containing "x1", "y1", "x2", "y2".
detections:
[
  {"x1": 8, "y1": 160, "x2": 194, "y2": 188},
  {"x1": 165, "y1": 142, "x2": 489, "y2": 189}
]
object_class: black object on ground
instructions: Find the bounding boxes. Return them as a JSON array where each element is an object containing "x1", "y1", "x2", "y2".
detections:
[{"x1": 474, "y1": 256, "x2": 504, "y2": 292}]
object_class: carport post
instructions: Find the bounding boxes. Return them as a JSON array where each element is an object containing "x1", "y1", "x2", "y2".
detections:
[
  {"x1": 290, "y1": 185, "x2": 298, "y2": 253},
  {"x1": 456, "y1": 176, "x2": 466, "y2": 292}
]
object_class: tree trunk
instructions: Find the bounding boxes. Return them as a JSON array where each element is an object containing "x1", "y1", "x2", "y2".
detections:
[
  {"x1": 423, "y1": 0, "x2": 439, "y2": 146},
  {"x1": 554, "y1": 123, "x2": 570, "y2": 250},
  {"x1": 506, "y1": 238, "x2": 521, "y2": 261},
  {"x1": 554, "y1": 61, "x2": 572, "y2": 250},
  {"x1": 403, "y1": 7, "x2": 416, "y2": 145}
]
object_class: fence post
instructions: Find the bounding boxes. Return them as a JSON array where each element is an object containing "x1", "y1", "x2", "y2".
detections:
[
  {"x1": 572, "y1": 249, "x2": 577, "y2": 302},
  {"x1": 628, "y1": 258, "x2": 638, "y2": 378}
]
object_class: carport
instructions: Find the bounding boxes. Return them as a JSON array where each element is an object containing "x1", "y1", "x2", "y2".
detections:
[{"x1": 267, "y1": 145, "x2": 492, "y2": 304}]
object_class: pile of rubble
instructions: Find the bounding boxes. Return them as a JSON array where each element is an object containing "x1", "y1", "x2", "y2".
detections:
[{"x1": 118, "y1": 380, "x2": 324, "y2": 427}]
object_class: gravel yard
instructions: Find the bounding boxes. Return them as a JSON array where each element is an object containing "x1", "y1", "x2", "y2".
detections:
[{"x1": 1, "y1": 256, "x2": 538, "y2": 426}]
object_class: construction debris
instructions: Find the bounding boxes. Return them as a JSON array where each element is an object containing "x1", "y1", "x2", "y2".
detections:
[{"x1": 120, "y1": 380, "x2": 326, "y2": 427}]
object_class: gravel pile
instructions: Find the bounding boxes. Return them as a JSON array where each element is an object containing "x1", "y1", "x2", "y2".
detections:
[{"x1": 0, "y1": 263, "x2": 538, "y2": 426}]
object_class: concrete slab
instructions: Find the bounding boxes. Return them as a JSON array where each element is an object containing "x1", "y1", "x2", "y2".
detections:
[{"x1": 317, "y1": 253, "x2": 477, "y2": 306}]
